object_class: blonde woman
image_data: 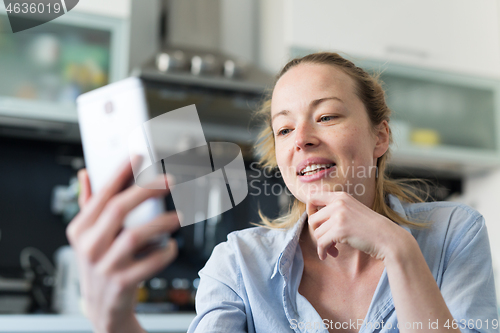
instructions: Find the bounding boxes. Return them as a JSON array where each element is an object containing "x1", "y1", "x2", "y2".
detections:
[{"x1": 187, "y1": 53, "x2": 498, "y2": 333}]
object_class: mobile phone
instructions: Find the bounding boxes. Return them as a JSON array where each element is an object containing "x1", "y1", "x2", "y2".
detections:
[{"x1": 77, "y1": 77, "x2": 168, "y2": 248}]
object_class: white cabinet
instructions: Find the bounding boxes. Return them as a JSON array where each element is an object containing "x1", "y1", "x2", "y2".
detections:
[
  {"x1": 0, "y1": 9, "x2": 129, "y2": 123},
  {"x1": 0, "y1": 0, "x2": 159, "y2": 125},
  {"x1": 286, "y1": 0, "x2": 500, "y2": 78},
  {"x1": 371, "y1": 61, "x2": 500, "y2": 175}
]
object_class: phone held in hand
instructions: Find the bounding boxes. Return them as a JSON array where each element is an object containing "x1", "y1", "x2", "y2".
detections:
[{"x1": 77, "y1": 77, "x2": 169, "y2": 251}]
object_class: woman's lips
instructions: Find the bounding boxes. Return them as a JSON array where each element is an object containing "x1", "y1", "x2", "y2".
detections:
[
  {"x1": 298, "y1": 165, "x2": 337, "y2": 182},
  {"x1": 296, "y1": 157, "x2": 336, "y2": 175}
]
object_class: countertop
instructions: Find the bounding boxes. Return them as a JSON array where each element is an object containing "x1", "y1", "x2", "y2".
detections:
[{"x1": 0, "y1": 313, "x2": 196, "y2": 333}]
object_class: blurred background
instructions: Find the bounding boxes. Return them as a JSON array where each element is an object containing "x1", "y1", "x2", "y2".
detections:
[{"x1": 0, "y1": 0, "x2": 500, "y2": 332}]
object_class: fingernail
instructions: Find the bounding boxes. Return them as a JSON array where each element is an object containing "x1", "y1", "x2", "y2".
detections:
[
  {"x1": 177, "y1": 211, "x2": 183, "y2": 224},
  {"x1": 166, "y1": 174, "x2": 176, "y2": 185},
  {"x1": 129, "y1": 154, "x2": 143, "y2": 168}
]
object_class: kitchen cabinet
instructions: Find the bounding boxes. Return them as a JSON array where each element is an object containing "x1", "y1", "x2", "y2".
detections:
[
  {"x1": 286, "y1": 0, "x2": 500, "y2": 79},
  {"x1": 380, "y1": 66, "x2": 500, "y2": 175},
  {"x1": 72, "y1": 0, "x2": 160, "y2": 72},
  {"x1": 0, "y1": 8, "x2": 129, "y2": 124},
  {"x1": 0, "y1": 0, "x2": 159, "y2": 127},
  {"x1": 292, "y1": 47, "x2": 500, "y2": 176}
]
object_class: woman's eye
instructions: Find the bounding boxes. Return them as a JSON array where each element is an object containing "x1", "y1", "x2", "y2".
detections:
[
  {"x1": 319, "y1": 115, "x2": 336, "y2": 122},
  {"x1": 278, "y1": 128, "x2": 291, "y2": 136}
]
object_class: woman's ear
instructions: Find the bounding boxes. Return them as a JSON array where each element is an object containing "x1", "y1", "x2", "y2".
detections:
[{"x1": 373, "y1": 120, "x2": 390, "y2": 158}]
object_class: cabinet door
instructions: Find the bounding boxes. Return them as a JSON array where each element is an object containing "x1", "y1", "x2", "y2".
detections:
[{"x1": 286, "y1": 0, "x2": 500, "y2": 78}]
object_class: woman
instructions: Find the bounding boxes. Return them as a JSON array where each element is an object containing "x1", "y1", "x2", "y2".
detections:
[
  {"x1": 69, "y1": 52, "x2": 497, "y2": 333},
  {"x1": 187, "y1": 53, "x2": 498, "y2": 333}
]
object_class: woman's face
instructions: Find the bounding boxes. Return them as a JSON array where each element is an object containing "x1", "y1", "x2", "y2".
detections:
[{"x1": 271, "y1": 63, "x2": 389, "y2": 207}]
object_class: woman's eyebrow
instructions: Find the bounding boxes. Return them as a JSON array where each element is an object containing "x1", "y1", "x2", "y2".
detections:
[
  {"x1": 271, "y1": 110, "x2": 290, "y2": 123},
  {"x1": 271, "y1": 97, "x2": 343, "y2": 124},
  {"x1": 310, "y1": 96, "x2": 343, "y2": 109}
]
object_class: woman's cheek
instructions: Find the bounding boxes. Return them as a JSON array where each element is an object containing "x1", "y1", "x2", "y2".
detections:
[
  {"x1": 284, "y1": 171, "x2": 298, "y2": 194},
  {"x1": 280, "y1": 172, "x2": 303, "y2": 202}
]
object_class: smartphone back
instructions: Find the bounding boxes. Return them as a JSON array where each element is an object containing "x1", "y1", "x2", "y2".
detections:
[{"x1": 77, "y1": 77, "x2": 165, "y2": 229}]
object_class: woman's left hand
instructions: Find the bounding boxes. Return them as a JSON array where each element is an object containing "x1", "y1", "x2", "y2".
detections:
[{"x1": 306, "y1": 191, "x2": 409, "y2": 261}]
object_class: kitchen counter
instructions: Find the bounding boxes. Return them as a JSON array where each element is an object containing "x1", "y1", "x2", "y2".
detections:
[{"x1": 0, "y1": 313, "x2": 196, "y2": 333}]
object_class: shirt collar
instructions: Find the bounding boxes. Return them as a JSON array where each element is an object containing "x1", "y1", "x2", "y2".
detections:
[
  {"x1": 271, "y1": 211, "x2": 308, "y2": 279},
  {"x1": 386, "y1": 194, "x2": 412, "y2": 234}
]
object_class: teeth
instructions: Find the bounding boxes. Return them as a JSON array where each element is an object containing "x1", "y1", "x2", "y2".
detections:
[{"x1": 300, "y1": 163, "x2": 334, "y2": 176}]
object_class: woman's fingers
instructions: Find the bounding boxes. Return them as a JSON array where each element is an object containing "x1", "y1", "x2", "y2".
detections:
[
  {"x1": 306, "y1": 201, "x2": 318, "y2": 219},
  {"x1": 310, "y1": 211, "x2": 341, "y2": 259},
  {"x1": 307, "y1": 205, "x2": 330, "y2": 231},
  {"x1": 307, "y1": 191, "x2": 331, "y2": 205},
  {"x1": 98, "y1": 212, "x2": 180, "y2": 271},
  {"x1": 119, "y1": 240, "x2": 178, "y2": 287},
  {"x1": 317, "y1": 232, "x2": 337, "y2": 260},
  {"x1": 68, "y1": 156, "x2": 138, "y2": 243},
  {"x1": 80, "y1": 181, "x2": 172, "y2": 262},
  {"x1": 84, "y1": 156, "x2": 141, "y2": 219},
  {"x1": 306, "y1": 191, "x2": 340, "y2": 218},
  {"x1": 307, "y1": 192, "x2": 355, "y2": 260},
  {"x1": 78, "y1": 169, "x2": 92, "y2": 209},
  {"x1": 326, "y1": 245, "x2": 339, "y2": 258},
  {"x1": 91, "y1": 175, "x2": 171, "y2": 237}
]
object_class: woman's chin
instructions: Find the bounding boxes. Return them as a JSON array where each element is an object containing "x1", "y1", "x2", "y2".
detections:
[{"x1": 294, "y1": 180, "x2": 344, "y2": 194}]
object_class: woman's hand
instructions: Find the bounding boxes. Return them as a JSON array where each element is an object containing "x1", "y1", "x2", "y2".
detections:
[
  {"x1": 306, "y1": 191, "x2": 409, "y2": 261},
  {"x1": 66, "y1": 158, "x2": 179, "y2": 333}
]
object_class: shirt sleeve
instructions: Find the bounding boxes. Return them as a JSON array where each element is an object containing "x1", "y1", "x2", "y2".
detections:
[
  {"x1": 440, "y1": 214, "x2": 499, "y2": 333},
  {"x1": 187, "y1": 236, "x2": 248, "y2": 333}
]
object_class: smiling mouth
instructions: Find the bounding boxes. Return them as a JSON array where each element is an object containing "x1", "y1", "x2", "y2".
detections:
[{"x1": 298, "y1": 163, "x2": 335, "y2": 176}]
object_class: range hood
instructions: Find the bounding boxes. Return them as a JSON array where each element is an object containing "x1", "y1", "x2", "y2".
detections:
[{"x1": 134, "y1": 46, "x2": 274, "y2": 94}]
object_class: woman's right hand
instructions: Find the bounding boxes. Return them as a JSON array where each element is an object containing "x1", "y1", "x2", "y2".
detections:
[{"x1": 66, "y1": 158, "x2": 179, "y2": 333}]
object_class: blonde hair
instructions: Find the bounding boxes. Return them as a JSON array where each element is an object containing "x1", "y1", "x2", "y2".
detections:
[{"x1": 254, "y1": 52, "x2": 427, "y2": 229}]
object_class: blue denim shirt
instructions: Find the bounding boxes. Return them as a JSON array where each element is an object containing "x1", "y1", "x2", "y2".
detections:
[{"x1": 187, "y1": 195, "x2": 499, "y2": 333}]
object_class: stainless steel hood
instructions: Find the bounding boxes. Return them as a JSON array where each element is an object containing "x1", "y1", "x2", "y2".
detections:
[
  {"x1": 134, "y1": 47, "x2": 274, "y2": 94},
  {"x1": 131, "y1": 47, "x2": 274, "y2": 148}
]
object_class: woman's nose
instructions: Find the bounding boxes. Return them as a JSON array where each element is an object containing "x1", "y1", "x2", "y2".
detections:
[{"x1": 294, "y1": 122, "x2": 319, "y2": 150}]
